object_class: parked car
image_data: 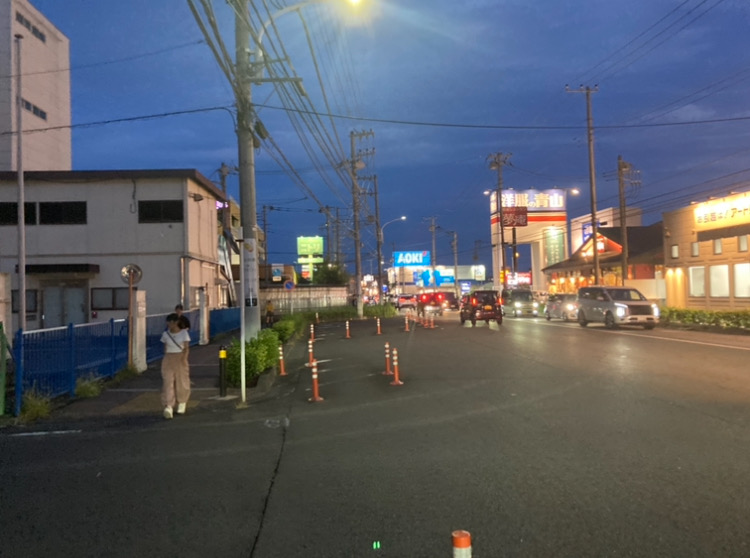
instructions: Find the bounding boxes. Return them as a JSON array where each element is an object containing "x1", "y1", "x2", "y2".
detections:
[
  {"x1": 396, "y1": 294, "x2": 417, "y2": 309},
  {"x1": 544, "y1": 293, "x2": 578, "y2": 321},
  {"x1": 502, "y1": 289, "x2": 539, "y2": 318},
  {"x1": 459, "y1": 290, "x2": 503, "y2": 326},
  {"x1": 576, "y1": 286, "x2": 659, "y2": 330}
]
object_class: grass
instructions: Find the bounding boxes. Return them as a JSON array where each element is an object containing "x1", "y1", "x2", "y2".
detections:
[
  {"x1": 110, "y1": 363, "x2": 140, "y2": 386},
  {"x1": 20, "y1": 389, "x2": 52, "y2": 423},
  {"x1": 75, "y1": 375, "x2": 103, "y2": 398}
]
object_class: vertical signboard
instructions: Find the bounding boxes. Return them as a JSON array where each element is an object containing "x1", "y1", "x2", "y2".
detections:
[{"x1": 544, "y1": 228, "x2": 565, "y2": 267}]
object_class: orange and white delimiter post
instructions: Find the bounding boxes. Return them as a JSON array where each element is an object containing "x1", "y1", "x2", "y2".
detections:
[
  {"x1": 309, "y1": 360, "x2": 324, "y2": 402},
  {"x1": 452, "y1": 530, "x2": 472, "y2": 557}
]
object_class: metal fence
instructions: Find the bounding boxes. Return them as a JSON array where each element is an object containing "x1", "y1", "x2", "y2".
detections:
[{"x1": 10, "y1": 307, "x2": 238, "y2": 416}]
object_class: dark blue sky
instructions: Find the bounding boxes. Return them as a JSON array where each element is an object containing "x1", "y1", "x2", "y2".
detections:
[{"x1": 32, "y1": 0, "x2": 750, "y2": 273}]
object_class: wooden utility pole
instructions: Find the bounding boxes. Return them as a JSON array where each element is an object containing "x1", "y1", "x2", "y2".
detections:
[
  {"x1": 618, "y1": 156, "x2": 639, "y2": 286},
  {"x1": 488, "y1": 152, "x2": 511, "y2": 289}
]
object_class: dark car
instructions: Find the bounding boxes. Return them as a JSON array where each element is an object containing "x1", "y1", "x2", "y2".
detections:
[
  {"x1": 437, "y1": 291, "x2": 459, "y2": 310},
  {"x1": 544, "y1": 293, "x2": 578, "y2": 321},
  {"x1": 459, "y1": 290, "x2": 503, "y2": 326}
]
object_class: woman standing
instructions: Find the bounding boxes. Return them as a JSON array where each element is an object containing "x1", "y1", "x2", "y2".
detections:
[{"x1": 160, "y1": 313, "x2": 191, "y2": 419}]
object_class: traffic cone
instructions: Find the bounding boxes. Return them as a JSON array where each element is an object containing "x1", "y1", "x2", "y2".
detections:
[
  {"x1": 345, "y1": 320, "x2": 351, "y2": 339},
  {"x1": 390, "y1": 348, "x2": 403, "y2": 386},
  {"x1": 376, "y1": 317, "x2": 382, "y2": 335},
  {"x1": 308, "y1": 360, "x2": 324, "y2": 402},
  {"x1": 404, "y1": 315, "x2": 410, "y2": 332}
]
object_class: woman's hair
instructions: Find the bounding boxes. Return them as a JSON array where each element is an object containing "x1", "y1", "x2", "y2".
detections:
[{"x1": 166, "y1": 312, "x2": 180, "y2": 322}]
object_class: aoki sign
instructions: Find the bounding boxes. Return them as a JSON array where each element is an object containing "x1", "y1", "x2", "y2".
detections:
[{"x1": 393, "y1": 251, "x2": 431, "y2": 267}]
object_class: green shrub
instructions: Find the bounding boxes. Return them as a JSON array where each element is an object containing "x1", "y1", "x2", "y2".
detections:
[
  {"x1": 273, "y1": 320, "x2": 297, "y2": 343},
  {"x1": 225, "y1": 331, "x2": 281, "y2": 388},
  {"x1": 659, "y1": 306, "x2": 750, "y2": 331},
  {"x1": 364, "y1": 304, "x2": 398, "y2": 318},
  {"x1": 20, "y1": 388, "x2": 51, "y2": 423}
]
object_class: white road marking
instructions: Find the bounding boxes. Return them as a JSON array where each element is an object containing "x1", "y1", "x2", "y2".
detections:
[{"x1": 9, "y1": 430, "x2": 82, "y2": 438}]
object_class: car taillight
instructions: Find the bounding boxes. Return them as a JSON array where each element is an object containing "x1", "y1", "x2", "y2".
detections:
[
  {"x1": 420, "y1": 294, "x2": 429, "y2": 303},
  {"x1": 437, "y1": 293, "x2": 444, "y2": 302},
  {"x1": 471, "y1": 297, "x2": 478, "y2": 306}
]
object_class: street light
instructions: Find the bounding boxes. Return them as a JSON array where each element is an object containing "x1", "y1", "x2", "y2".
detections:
[{"x1": 379, "y1": 215, "x2": 406, "y2": 297}]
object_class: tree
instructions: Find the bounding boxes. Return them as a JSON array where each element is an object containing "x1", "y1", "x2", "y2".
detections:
[{"x1": 313, "y1": 262, "x2": 349, "y2": 286}]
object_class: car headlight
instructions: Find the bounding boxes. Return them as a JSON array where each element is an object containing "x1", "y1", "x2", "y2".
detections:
[
  {"x1": 565, "y1": 303, "x2": 575, "y2": 311},
  {"x1": 533, "y1": 302, "x2": 539, "y2": 308},
  {"x1": 514, "y1": 302, "x2": 521, "y2": 308},
  {"x1": 615, "y1": 303, "x2": 627, "y2": 318},
  {"x1": 652, "y1": 304, "x2": 660, "y2": 318}
]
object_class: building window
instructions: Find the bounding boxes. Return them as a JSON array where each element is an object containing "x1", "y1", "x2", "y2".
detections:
[
  {"x1": 39, "y1": 202, "x2": 86, "y2": 224},
  {"x1": 0, "y1": 202, "x2": 36, "y2": 225},
  {"x1": 691, "y1": 242, "x2": 699, "y2": 257},
  {"x1": 735, "y1": 263, "x2": 750, "y2": 298},
  {"x1": 739, "y1": 236, "x2": 748, "y2": 253},
  {"x1": 91, "y1": 288, "x2": 131, "y2": 310},
  {"x1": 11, "y1": 289, "x2": 38, "y2": 313},
  {"x1": 138, "y1": 200, "x2": 183, "y2": 223},
  {"x1": 713, "y1": 239, "x2": 723, "y2": 255},
  {"x1": 16, "y1": 12, "x2": 46, "y2": 43},
  {"x1": 670, "y1": 244, "x2": 679, "y2": 258},
  {"x1": 709, "y1": 265, "x2": 729, "y2": 298},
  {"x1": 21, "y1": 98, "x2": 48, "y2": 121},
  {"x1": 688, "y1": 266, "x2": 705, "y2": 297}
]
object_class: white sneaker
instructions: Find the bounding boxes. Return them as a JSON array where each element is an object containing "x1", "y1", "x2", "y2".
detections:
[
  {"x1": 163, "y1": 406, "x2": 173, "y2": 419},
  {"x1": 176, "y1": 403, "x2": 187, "y2": 415}
]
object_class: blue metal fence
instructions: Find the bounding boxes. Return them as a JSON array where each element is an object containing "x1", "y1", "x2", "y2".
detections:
[{"x1": 11, "y1": 308, "x2": 240, "y2": 415}]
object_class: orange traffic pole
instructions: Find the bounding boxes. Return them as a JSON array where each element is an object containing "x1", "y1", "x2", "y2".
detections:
[
  {"x1": 307, "y1": 338, "x2": 314, "y2": 367},
  {"x1": 404, "y1": 315, "x2": 410, "y2": 332},
  {"x1": 278, "y1": 344, "x2": 287, "y2": 376},
  {"x1": 452, "y1": 530, "x2": 472, "y2": 558},
  {"x1": 376, "y1": 317, "x2": 382, "y2": 335},
  {"x1": 315, "y1": 312, "x2": 320, "y2": 324},
  {"x1": 309, "y1": 360, "x2": 324, "y2": 402},
  {"x1": 390, "y1": 348, "x2": 403, "y2": 386},
  {"x1": 430, "y1": 315, "x2": 435, "y2": 329},
  {"x1": 345, "y1": 320, "x2": 351, "y2": 339},
  {"x1": 382, "y1": 342, "x2": 392, "y2": 376},
  {"x1": 310, "y1": 323, "x2": 315, "y2": 342}
]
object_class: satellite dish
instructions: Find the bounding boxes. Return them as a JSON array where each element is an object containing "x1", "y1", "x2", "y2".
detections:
[{"x1": 120, "y1": 264, "x2": 143, "y2": 285}]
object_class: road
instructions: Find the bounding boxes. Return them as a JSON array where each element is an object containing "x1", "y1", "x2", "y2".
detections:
[{"x1": 2, "y1": 314, "x2": 750, "y2": 557}]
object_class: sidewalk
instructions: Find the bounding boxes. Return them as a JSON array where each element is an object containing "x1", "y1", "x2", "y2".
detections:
[{"x1": 32, "y1": 330, "x2": 282, "y2": 425}]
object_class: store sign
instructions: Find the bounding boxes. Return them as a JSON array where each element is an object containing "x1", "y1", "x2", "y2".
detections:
[
  {"x1": 297, "y1": 236, "x2": 324, "y2": 256},
  {"x1": 693, "y1": 192, "x2": 750, "y2": 231},
  {"x1": 491, "y1": 189, "x2": 567, "y2": 214},
  {"x1": 502, "y1": 206, "x2": 528, "y2": 227},
  {"x1": 393, "y1": 251, "x2": 431, "y2": 267}
]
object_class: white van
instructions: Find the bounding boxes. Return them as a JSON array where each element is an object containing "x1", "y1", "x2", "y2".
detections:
[{"x1": 576, "y1": 286, "x2": 659, "y2": 330}]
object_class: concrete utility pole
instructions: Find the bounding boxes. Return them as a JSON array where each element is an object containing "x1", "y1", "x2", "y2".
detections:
[
  {"x1": 350, "y1": 129, "x2": 374, "y2": 318},
  {"x1": 15, "y1": 34, "x2": 26, "y2": 330},
  {"x1": 567, "y1": 85, "x2": 600, "y2": 284},
  {"x1": 335, "y1": 207, "x2": 341, "y2": 264},
  {"x1": 451, "y1": 231, "x2": 459, "y2": 300},
  {"x1": 429, "y1": 216, "x2": 437, "y2": 288},
  {"x1": 617, "y1": 156, "x2": 640, "y2": 286},
  {"x1": 488, "y1": 152, "x2": 511, "y2": 289},
  {"x1": 373, "y1": 176, "x2": 383, "y2": 297}
]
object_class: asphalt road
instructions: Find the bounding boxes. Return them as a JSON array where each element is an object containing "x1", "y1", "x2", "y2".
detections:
[{"x1": 2, "y1": 314, "x2": 750, "y2": 557}]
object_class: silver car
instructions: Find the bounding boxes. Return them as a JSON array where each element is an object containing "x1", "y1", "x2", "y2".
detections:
[
  {"x1": 544, "y1": 293, "x2": 578, "y2": 321},
  {"x1": 576, "y1": 286, "x2": 659, "y2": 330}
]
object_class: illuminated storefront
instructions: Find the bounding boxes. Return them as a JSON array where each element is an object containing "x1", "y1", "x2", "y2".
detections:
[{"x1": 663, "y1": 190, "x2": 750, "y2": 310}]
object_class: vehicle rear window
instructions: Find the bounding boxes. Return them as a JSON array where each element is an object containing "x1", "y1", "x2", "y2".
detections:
[{"x1": 512, "y1": 291, "x2": 534, "y2": 301}]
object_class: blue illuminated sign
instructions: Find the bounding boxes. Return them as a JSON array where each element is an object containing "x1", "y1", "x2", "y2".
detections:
[{"x1": 393, "y1": 251, "x2": 431, "y2": 267}]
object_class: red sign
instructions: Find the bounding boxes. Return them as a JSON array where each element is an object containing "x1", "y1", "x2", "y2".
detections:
[{"x1": 502, "y1": 206, "x2": 528, "y2": 227}]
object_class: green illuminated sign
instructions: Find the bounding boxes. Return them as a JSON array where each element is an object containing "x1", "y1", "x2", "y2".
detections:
[{"x1": 297, "y1": 236, "x2": 324, "y2": 256}]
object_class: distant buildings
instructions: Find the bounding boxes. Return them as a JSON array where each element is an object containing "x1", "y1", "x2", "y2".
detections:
[{"x1": 0, "y1": 0, "x2": 72, "y2": 171}]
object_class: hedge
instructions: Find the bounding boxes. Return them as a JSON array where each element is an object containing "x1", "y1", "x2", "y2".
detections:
[{"x1": 659, "y1": 307, "x2": 750, "y2": 331}]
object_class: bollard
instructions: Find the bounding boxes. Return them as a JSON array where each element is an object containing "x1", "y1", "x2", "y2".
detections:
[
  {"x1": 452, "y1": 530, "x2": 472, "y2": 558},
  {"x1": 430, "y1": 315, "x2": 436, "y2": 329},
  {"x1": 345, "y1": 320, "x2": 351, "y2": 339},
  {"x1": 309, "y1": 359, "x2": 324, "y2": 402},
  {"x1": 382, "y1": 342, "x2": 392, "y2": 376},
  {"x1": 376, "y1": 317, "x2": 382, "y2": 335},
  {"x1": 404, "y1": 315, "x2": 410, "y2": 332},
  {"x1": 278, "y1": 344, "x2": 287, "y2": 376},
  {"x1": 316, "y1": 312, "x2": 320, "y2": 324},
  {"x1": 219, "y1": 345, "x2": 227, "y2": 397},
  {"x1": 390, "y1": 348, "x2": 403, "y2": 386},
  {"x1": 310, "y1": 323, "x2": 315, "y2": 342},
  {"x1": 308, "y1": 338, "x2": 314, "y2": 367}
]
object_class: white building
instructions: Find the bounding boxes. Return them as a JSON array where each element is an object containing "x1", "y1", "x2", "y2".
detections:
[
  {"x1": 0, "y1": 0, "x2": 71, "y2": 171},
  {"x1": 0, "y1": 169, "x2": 229, "y2": 331}
]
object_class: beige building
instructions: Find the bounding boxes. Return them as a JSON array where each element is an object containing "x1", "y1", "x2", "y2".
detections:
[
  {"x1": 0, "y1": 0, "x2": 71, "y2": 171},
  {"x1": 663, "y1": 189, "x2": 750, "y2": 310},
  {"x1": 0, "y1": 169, "x2": 229, "y2": 331}
]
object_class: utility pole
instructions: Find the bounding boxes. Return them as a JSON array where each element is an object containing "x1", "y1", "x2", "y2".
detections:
[
  {"x1": 218, "y1": 162, "x2": 236, "y2": 232},
  {"x1": 429, "y1": 217, "x2": 438, "y2": 288},
  {"x1": 335, "y1": 207, "x2": 341, "y2": 264},
  {"x1": 15, "y1": 34, "x2": 25, "y2": 330},
  {"x1": 350, "y1": 129, "x2": 374, "y2": 318},
  {"x1": 617, "y1": 156, "x2": 640, "y2": 286},
  {"x1": 324, "y1": 206, "x2": 332, "y2": 262},
  {"x1": 512, "y1": 227, "x2": 518, "y2": 274},
  {"x1": 567, "y1": 85, "x2": 600, "y2": 284},
  {"x1": 488, "y1": 152, "x2": 511, "y2": 289},
  {"x1": 451, "y1": 231, "x2": 459, "y2": 300},
  {"x1": 373, "y1": 176, "x2": 384, "y2": 299}
]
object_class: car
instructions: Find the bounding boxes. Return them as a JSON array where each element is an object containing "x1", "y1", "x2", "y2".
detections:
[
  {"x1": 544, "y1": 293, "x2": 578, "y2": 321},
  {"x1": 437, "y1": 291, "x2": 459, "y2": 310},
  {"x1": 459, "y1": 290, "x2": 503, "y2": 326},
  {"x1": 396, "y1": 294, "x2": 417, "y2": 309},
  {"x1": 576, "y1": 286, "x2": 659, "y2": 330},
  {"x1": 417, "y1": 292, "x2": 444, "y2": 316},
  {"x1": 502, "y1": 289, "x2": 539, "y2": 318}
]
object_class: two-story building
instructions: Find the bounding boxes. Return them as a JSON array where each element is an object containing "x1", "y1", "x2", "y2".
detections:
[
  {"x1": 0, "y1": 169, "x2": 230, "y2": 331},
  {"x1": 663, "y1": 189, "x2": 750, "y2": 310}
]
